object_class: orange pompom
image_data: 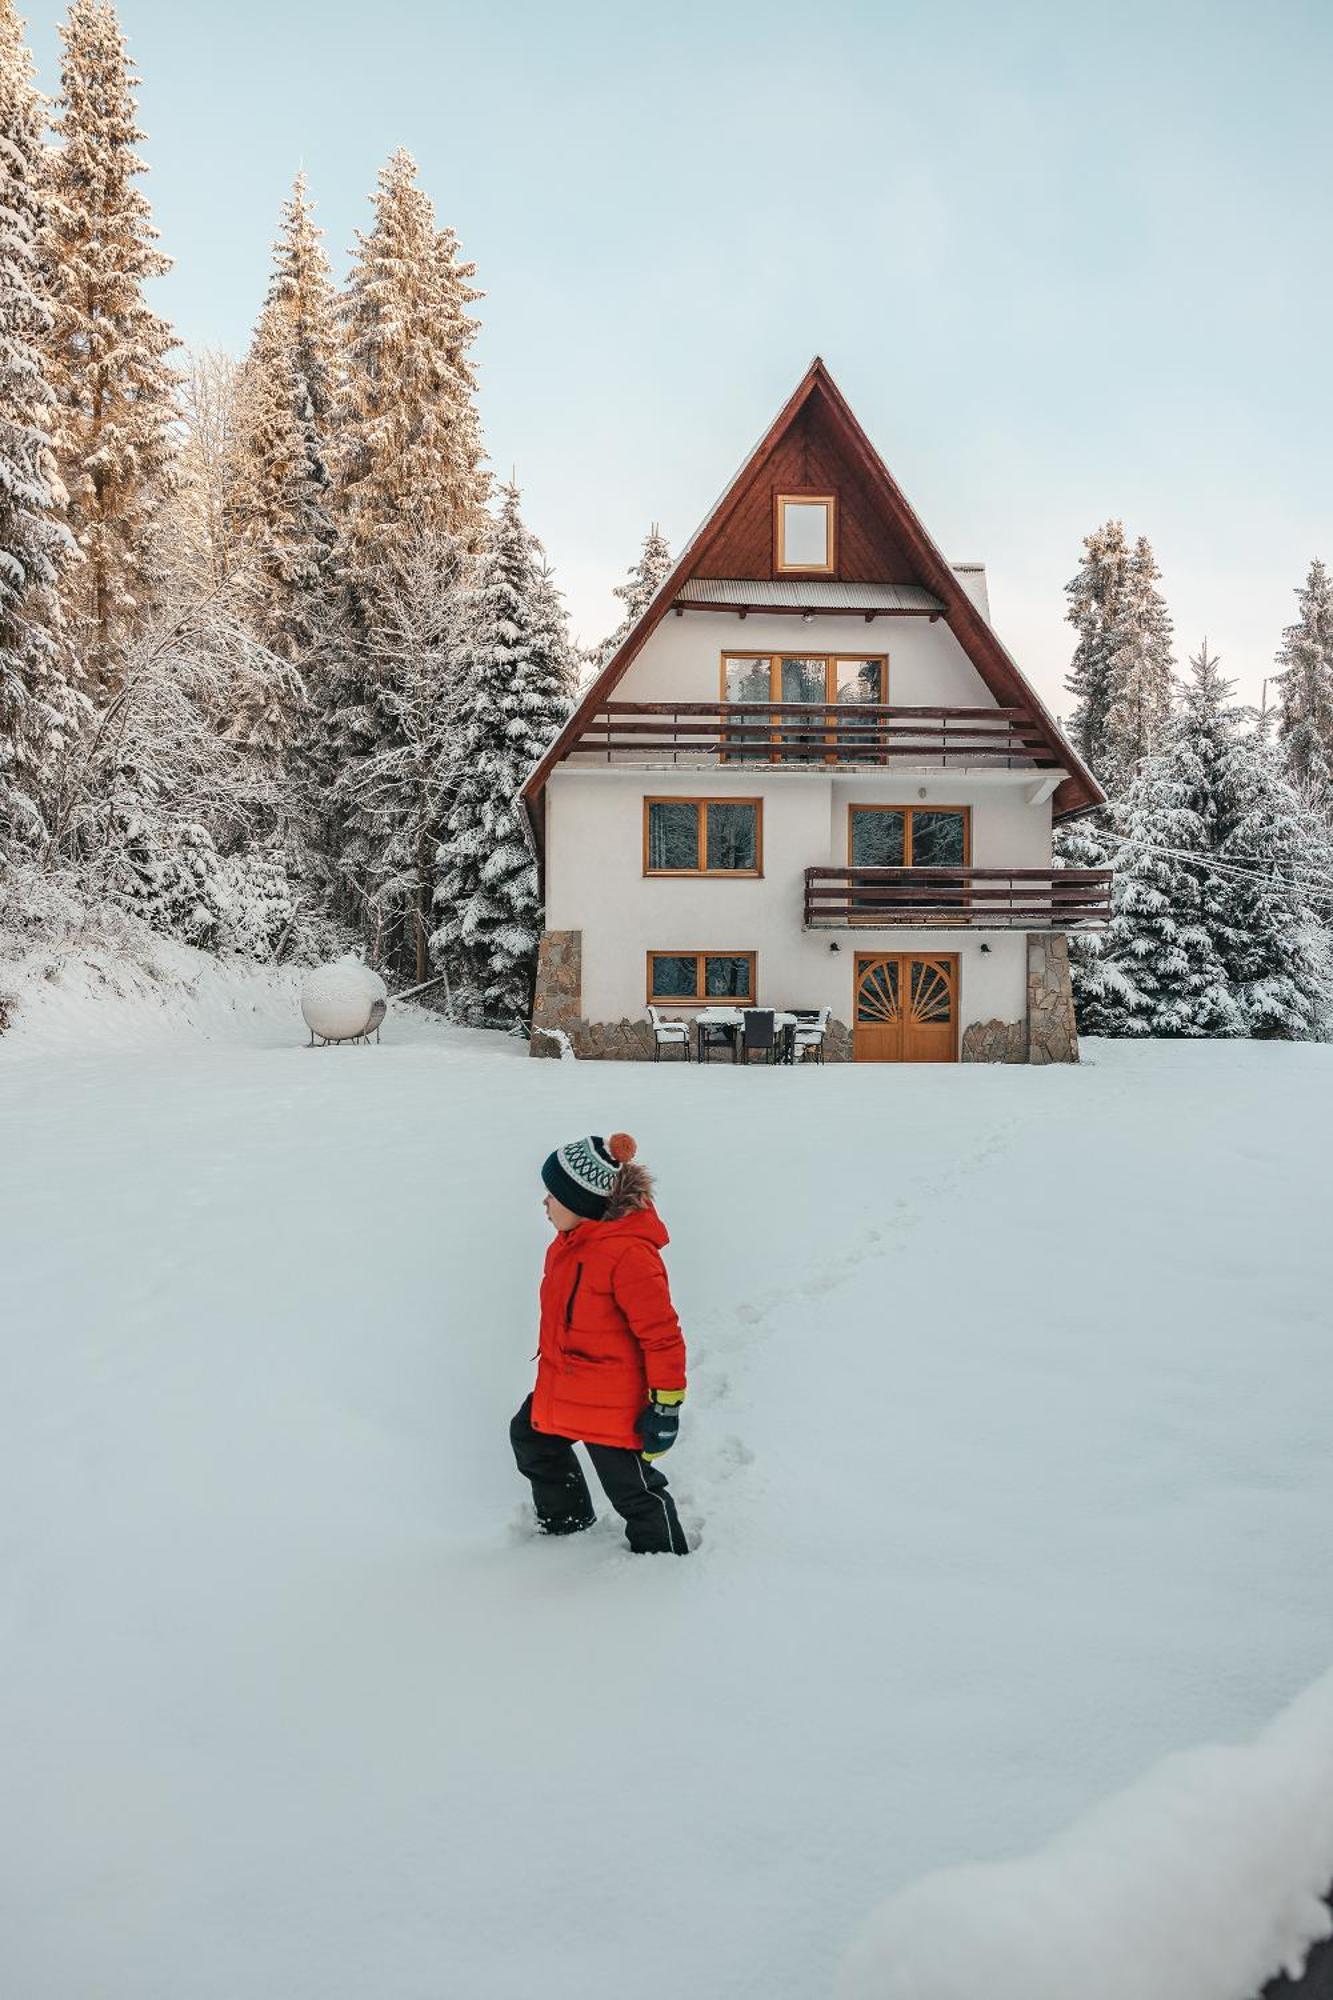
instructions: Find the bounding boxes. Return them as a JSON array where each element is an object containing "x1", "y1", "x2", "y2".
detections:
[{"x1": 607, "y1": 1132, "x2": 637, "y2": 1165}]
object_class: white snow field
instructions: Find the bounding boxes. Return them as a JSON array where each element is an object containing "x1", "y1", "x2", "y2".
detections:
[{"x1": 4, "y1": 958, "x2": 1333, "y2": 2000}]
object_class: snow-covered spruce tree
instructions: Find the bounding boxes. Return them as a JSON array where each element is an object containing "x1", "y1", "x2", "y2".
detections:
[
  {"x1": 430, "y1": 485, "x2": 575, "y2": 1024},
  {"x1": 1074, "y1": 647, "x2": 1241, "y2": 1038},
  {"x1": 166, "y1": 347, "x2": 244, "y2": 599},
  {"x1": 42, "y1": 0, "x2": 178, "y2": 690},
  {"x1": 1076, "y1": 643, "x2": 1332, "y2": 1039},
  {"x1": 228, "y1": 172, "x2": 339, "y2": 659},
  {"x1": 331, "y1": 528, "x2": 465, "y2": 980},
  {"x1": 336, "y1": 149, "x2": 487, "y2": 620},
  {"x1": 325, "y1": 153, "x2": 488, "y2": 955},
  {"x1": 1202, "y1": 660, "x2": 1331, "y2": 1038},
  {"x1": 1063, "y1": 519, "x2": 1130, "y2": 783},
  {"x1": 1272, "y1": 558, "x2": 1333, "y2": 810},
  {"x1": 597, "y1": 521, "x2": 672, "y2": 664},
  {"x1": 0, "y1": 0, "x2": 84, "y2": 857},
  {"x1": 52, "y1": 597, "x2": 305, "y2": 955},
  {"x1": 1102, "y1": 534, "x2": 1174, "y2": 790}
]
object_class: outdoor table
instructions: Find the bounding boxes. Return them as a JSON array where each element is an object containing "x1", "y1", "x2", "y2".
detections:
[{"x1": 695, "y1": 1008, "x2": 798, "y2": 1063}]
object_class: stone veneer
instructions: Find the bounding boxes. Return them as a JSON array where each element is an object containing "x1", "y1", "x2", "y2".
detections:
[
  {"x1": 530, "y1": 928, "x2": 1079, "y2": 1064},
  {"x1": 1026, "y1": 932, "x2": 1079, "y2": 1064},
  {"x1": 961, "y1": 1018, "x2": 1026, "y2": 1063},
  {"x1": 529, "y1": 929, "x2": 582, "y2": 1058}
]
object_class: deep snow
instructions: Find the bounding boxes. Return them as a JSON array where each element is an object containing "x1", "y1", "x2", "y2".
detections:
[{"x1": 3, "y1": 959, "x2": 1333, "y2": 1999}]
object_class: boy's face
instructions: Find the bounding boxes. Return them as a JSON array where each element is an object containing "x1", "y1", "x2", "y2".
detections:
[{"x1": 543, "y1": 1190, "x2": 583, "y2": 1233}]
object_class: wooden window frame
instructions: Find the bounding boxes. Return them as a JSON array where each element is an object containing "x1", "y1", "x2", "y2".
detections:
[
  {"x1": 646, "y1": 950, "x2": 757, "y2": 1007},
  {"x1": 775, "y1": 491, "x2": 838, "y2": 574},
  {"x1": 719, "y1": 653, "x2": 888, "y2": 705},
  {"x1": 643, "y1": 797, "x2": 764, "y2": 878},
  {"x1": 720, "y1": 653, "x2": 888, "y2": 765},
  {"x1": 846, "y1": 803, "x2": 973, "y2": 866}
]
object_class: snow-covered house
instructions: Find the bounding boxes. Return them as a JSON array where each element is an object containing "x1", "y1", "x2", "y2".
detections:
[{"x1": 521, "y1": 360, "x2": 1110, "y2": 1063}]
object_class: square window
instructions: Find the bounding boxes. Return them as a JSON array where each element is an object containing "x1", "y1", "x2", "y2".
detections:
[
  {"x1": 705, "y1": 802, "x2": 758, "y2": 872},
  {"x1": 850, "y1": 809, "x2": 906, "y2": 868},
  {"x1": 723, "y1": 655, "x2": 772, "y2": 703},
  {"x1": 650, "y1": 954, "x2": 699, "y2": 1000},
  {"x1": 911, "y1": 810, "x2": 968, "y2": 867},
  {"x1": 835, "y1": 658, "x2": 884, "y2": 706},
  {"x1": 646, "y1": 801, "x2": 700, "y2": 872},
  {"x1": 776, "y1": 494, "x2": 835, "y2": 572},
  {"x1": 704, "y1": 955, "x2": 753, "y2": 1000}
]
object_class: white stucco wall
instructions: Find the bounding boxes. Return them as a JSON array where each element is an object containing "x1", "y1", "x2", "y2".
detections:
[
  {"x1": 605, "y1": 608, "x2": 993, "y2": 711},
  {"x1": 544, "y1": 767, "x2": 1048, "y2": 1031}
]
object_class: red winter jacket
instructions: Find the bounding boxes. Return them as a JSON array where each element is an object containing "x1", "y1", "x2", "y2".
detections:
[{"x1": 531, "y1": 1206, "x2": 687, "y2": 1450}]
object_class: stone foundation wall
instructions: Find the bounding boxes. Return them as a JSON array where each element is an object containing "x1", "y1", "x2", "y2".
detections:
[
  {"x1": 962, "y1": 1019, "x2": 1026, "y2": 1063},
  {"x1": 566, "y1": 1018, "x2": 658, "y2": 1061},
  {"x1": 529, "y1": 929, "x2": 582, "y2": 1058},
  {"x1": 531, "y1": 926, "x2": 1079, "y2": 1065},
  {"x1": 822, "y1": 1017, "x2": 852, "y2": 1063},
  {"x1": 1026, "y1": 933, "x2": 1079, "y2": 1064}
]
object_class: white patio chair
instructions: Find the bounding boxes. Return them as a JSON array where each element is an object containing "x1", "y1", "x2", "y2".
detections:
[
  {"x1": 647, "y1": 1006, "x2": 691, "y2": 1062},
  {"x1": 792, "y1": 1007, "x2": 830, "y2": 1064}
]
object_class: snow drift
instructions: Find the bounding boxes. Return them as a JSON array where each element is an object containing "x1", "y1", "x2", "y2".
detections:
[{"x1": 837, "y1": 1671, "x2": 1333, "y2": 2000}]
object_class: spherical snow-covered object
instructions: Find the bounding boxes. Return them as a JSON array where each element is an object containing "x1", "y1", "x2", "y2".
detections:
[{"x1": 300, "y1": 957, "x2": 389, "y2": 1044}]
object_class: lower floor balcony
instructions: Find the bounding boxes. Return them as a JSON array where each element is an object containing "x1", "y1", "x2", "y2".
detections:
[{"x1": 803, "y1": 866, "x2": 1114, "y2": 930}]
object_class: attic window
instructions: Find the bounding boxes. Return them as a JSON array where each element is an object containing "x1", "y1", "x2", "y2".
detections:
[{"x1": 776, "y1": 493, "x2": 836, "y2": 574}]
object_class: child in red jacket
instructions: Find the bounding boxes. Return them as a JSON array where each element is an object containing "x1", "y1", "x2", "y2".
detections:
[{"x1": 510, "y1": 1132, "x2": 689, "y2": 1555}]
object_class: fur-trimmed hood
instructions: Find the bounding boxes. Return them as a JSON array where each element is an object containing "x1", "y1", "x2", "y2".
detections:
[{"x1": 604, "y1": 1161, "x2": 655, "y2": 1222}]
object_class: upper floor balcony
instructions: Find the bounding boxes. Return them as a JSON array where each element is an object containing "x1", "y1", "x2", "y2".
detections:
[
  {"x1": 803, "y1": 865, "x2": 1114, "y2": 930},
  {"x1": 567, "y1": 700, "x2": 1061, "y2": 773}
]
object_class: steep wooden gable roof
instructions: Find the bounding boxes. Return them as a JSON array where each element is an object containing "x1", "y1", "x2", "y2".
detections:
[{"x1": 523, "y1": 357, "x2": 1104, "y2": 819}]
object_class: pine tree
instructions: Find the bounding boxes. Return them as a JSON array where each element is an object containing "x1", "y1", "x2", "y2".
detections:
[
  {"x1": 0, "y1": 0, "x2": 84, "y2": 855},
  {"x1": 326, "y1": 152, "x2": 488, "y2": 956},
  {"x1": 1064, "y1": 519, "x2": 1130, "y2": 782},
  {"x1": 1074, "y1": 647, "x2": 1240, "y2": 1038},
  {"x1": 1204, "y1": 655, "x2": 1331, "y2": 1038},
  {"x1": 229, "y1": 171, "x2": 339, "y2": 658},
  {"x1": 1272, "y1": 558, "x2": 1333, "y2": 808},
  {"x1": 42, "y1": 0, "x2": 178, "y2": 689},
  {"x1": 328, "y1": 528, "x2": 464, "y2": 978},
  {"x1": 598, "y1": 521, "x2": 672, "y2": 663},
  {"x1": 430, "y1": 484, "x2": 574, "y2": 1023},
  {"x1": 336, "y1": 149, "x2": 487, "y2": 620},
  {"x1": 1074, "y1": 643, "x2": 1330, "y2": 1039},
  {"x1": 1102, "y1": 534, "x2": 1174, "y2": 787}
]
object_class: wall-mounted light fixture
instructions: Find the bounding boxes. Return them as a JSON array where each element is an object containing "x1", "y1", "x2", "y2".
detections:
[
  {"x1": 979, "y1": 942, "x2": 991, "y2": 954},
  {"x1": 829, "y1": 941, "x2": 841, "y2": 953}
]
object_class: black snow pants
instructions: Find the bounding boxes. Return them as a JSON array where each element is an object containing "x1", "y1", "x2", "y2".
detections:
[{"x1": 510, "y1": 1395, "x2": 688, "y2": 1555}]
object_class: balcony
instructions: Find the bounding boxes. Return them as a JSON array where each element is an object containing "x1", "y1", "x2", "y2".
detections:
[
  {"x1": 569, "y1": 701, "x2": 1061, "y2": 770},
  {"x1": 803, "y1": 866, "x2": 1114, "y2": 930}
]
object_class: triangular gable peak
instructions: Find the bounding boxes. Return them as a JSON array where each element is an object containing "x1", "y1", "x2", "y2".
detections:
[{"x1": 523, "y1": 358, "x2": 1104, "y2": 819}]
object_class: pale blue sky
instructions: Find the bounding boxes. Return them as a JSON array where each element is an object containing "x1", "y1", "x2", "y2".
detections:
[{"x1": 23, "y1": 0, "x2": 1333, "y2": 709}]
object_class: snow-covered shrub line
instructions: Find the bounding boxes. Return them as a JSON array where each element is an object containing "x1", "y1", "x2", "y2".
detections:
[{"x1": 836, "y1": 1667, "x2": 1333, "y2": 2000}]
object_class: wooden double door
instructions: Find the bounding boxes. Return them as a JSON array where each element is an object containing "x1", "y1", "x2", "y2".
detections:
[{"x1": 853, "y1": 953, "x2": 959, "y2": 1063}]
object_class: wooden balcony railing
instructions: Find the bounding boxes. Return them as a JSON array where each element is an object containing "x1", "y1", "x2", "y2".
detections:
[
  {"x1": 570, "y1": 701, "x2": 1061, "y2": 769},
  {"x1": 804, "y1": 866, "x2": 1114, "y2": 930}
]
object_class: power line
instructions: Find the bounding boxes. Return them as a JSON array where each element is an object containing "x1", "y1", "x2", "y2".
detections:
[{"x1": 1085, "y1": 835, "x2": 1333, "y2": 907}]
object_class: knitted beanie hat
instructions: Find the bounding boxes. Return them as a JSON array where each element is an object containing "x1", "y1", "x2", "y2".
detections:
[{"x1": 541, "y1": 1132, "x2": 637, "y2": 1222}]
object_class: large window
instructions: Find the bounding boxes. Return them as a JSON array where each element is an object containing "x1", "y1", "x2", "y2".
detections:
[
  {"x1": 644, "y1": 798, "x2": 762, "y2": 876},
  {"x1": 849, "y1": 805, "x2": 970, "y2": 867},
  {"x1": 647, "y1": 951, "x2": 756, "y2": 1005},
  {"x1": 775, "y1": 492, "x2": 836, "y2": 573},
  {"x1": 848, "y1": 805, "x2": 971, "y2": 919},
  {"x1": 721, "y1": 653, "x2": 886, "y2": 762}
]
